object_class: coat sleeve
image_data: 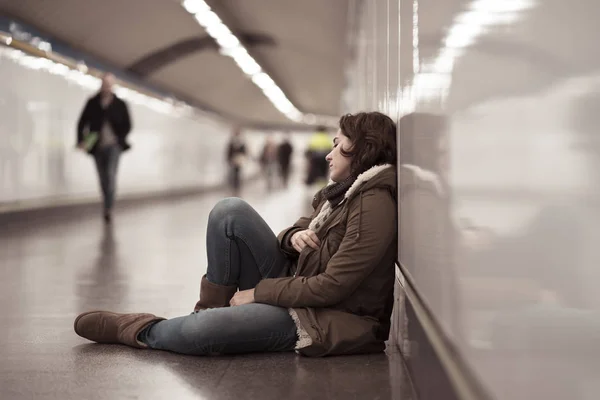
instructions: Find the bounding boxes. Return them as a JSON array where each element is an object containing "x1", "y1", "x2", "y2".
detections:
[
  {"x1": 276, "y1": 189, "x2": 323, "y2": 256},
  {"x1": 226, "y1": 143, "x2": 233, "y2": 164},
  {"x1": 121, "y1": 101, "x2": 132, "y2": 136},
  {"x1": 277, "y1": 216, "x2": 312, "y2": 256},
  {"x1": 255, "y1": 189, "x2": 396, "y2": 307},
  {"x1": 76, "y1": 99, "x2": 92, "y2": 144}
]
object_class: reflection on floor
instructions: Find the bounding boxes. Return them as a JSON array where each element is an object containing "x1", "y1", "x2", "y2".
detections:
[{"x1": 0, "y1": 182, "x2": 414, "y2": 400}]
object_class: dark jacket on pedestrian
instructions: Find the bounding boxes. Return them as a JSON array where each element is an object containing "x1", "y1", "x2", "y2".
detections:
[
  {"x1": 278, "y1": 141, "x2": 293, "y2": 166},
  {"x1": 254, "y1": 164, "x2": 397, "y2": 357},
  {"x1": 77, "y1": 93, "x2": 132, "y2": 154}
]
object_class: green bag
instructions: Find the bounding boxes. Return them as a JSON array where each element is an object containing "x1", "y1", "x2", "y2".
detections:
[{"x1": 82, "y1": 131, "x2": 98, "y2": 151}]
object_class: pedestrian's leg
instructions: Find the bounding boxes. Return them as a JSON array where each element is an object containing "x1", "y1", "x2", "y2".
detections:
[
  {"x1": 232, "y1": 166, "x2": 241, "y2": 195},
  {"x1": 266, "y1": 164, "x2": 273, "y2": 191},
  {"x1": 104, "y1": 145, "x2": 121, "y2": 213},
  {"x1": 139, "y1": 304, "x2": 297, "y2": 355},
  {"x1": 282, "y1": 163, "x2": 290, "y2": 187},
  {"x1": 94, "y1": 149, "x2": 109, "y2": 212}
]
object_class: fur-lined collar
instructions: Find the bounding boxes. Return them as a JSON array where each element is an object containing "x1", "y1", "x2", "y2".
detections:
[
  {"x1": 308, "y1": 163, "x2": 395, "y2": 234},
  {"x1": 325, "y1": 163, "x2": 394, "y2": 202}
]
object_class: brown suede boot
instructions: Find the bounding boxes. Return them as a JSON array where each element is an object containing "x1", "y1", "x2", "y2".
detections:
[
  {"x1": 74, "y1": 311, "x2": 165, "y2": 348},
  {"x1": 193, "y1": 274, "x2": 237, "y2": 312}
]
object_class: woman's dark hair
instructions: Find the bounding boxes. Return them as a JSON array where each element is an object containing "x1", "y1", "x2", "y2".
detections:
[{"x1": 339, "y1": 111, "x2": 397, "y2": 174}]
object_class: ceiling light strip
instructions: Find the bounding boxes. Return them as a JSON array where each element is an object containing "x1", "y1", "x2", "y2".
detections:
[
  {"x1": 181, "y1": 0, "x2": 338, "y2": 126},
  {"x1": 0, "y1": 36, "x2": 194, "y2": 117}
]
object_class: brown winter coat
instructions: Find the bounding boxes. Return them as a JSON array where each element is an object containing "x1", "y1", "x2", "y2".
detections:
[{"x1": 254, "y1": 164, "x2": 397, "y2": 356}]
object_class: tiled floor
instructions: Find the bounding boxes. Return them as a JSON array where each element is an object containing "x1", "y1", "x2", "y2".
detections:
[{"x1": 0, "y1": 182, "x2": 415, "y2": 400}]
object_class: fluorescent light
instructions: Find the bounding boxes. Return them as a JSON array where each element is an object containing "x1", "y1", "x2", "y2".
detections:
[
  {"x1": 275, "y1": 104, "x2": 293, "y2": 114},
  {"x1": 231, "y1": 49, "x2": 261, "y2": 76},
  {"x1": 179, "y1": 0, "x2": 337, "y2": 125},
  {"x1": 0, "y1": 46, "x2": 196, "y2": 116},
  {"x1": 38, "y1": 40, "x2": 52, "y2": 52},
  {"x1": 218, "y1": 46, "x2": 262, "y2": 75},
  {"x1": 252, "y1": 72, "x2": 275, "y2": 89},
  {"x1": 219, "y1": 45, "x2": 244, "y2": 58},
  {"x1": 264, "y1": 86, "x2": 287, "y2": 102},
  {"x1": 303, "y1": 114, "x2": 317, "y2": 124},
  {"x1": 204, "y1": 23, "x2": 231, "y2": 38},
  {"x1": 76, "y1": 62, "x2": 88, "y2": 73},
  {"x1": 194, "y1": 10, "x2": 221, "y2": 29},
  {"x1": 206, "y1": 24, "x2": 239, "y2": 48},
  {"x1": 215, "y1": 34, "x2": 239, "y2": 49},
  {"x1": 288, "y1": 111, "x2": 303, "y2": 122},
  {"x1": 182, "y1": 0, "x2": 209, "y2": 15}
]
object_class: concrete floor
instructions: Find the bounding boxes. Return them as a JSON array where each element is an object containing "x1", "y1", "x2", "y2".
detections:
[{"x1": 0, "y1": 182, "x2": 415, "y2": 400}]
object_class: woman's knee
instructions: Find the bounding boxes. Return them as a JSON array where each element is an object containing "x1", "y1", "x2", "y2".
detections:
[{"x1": 209, "y1": 197, "x2": 253, "y2": 223}]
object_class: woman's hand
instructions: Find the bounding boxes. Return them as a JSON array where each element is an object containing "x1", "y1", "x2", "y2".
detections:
[
  {"x1": 291, "y1": 229, "x2": 320, "y2": 253},
  {"x1": 230, "y1": 289, "x2": 255, "y2": 306}
]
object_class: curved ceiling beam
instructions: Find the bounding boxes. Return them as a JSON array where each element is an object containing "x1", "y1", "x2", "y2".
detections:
[{"x1": 126, "y1": 33, "x2": 275, "y2": 78}]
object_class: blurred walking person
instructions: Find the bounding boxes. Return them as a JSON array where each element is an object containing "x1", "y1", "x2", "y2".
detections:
[
  {"x1": 76, "y1": 73, "x2": 132, "y2": 223},
  {"x1": 226, "y1": 127, "x2": 247, "y2": 196},
  {"x1": 278, "y1": 133, "x2": 294, "y2": 188},
  {"x1": 260, "y1": 135, "x2": 278, "y2": 191},
  {"x1": 304, "y1": 126, "x2": 330, "y2": 186}
]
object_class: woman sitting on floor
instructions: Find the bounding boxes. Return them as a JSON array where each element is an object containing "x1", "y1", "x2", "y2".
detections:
[{"x1": 74, "y1": 111, "x2": 398, "y2": 357}]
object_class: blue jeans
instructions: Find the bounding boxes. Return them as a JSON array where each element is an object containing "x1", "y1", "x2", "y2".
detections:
[
  {"x1": 206, "y1": 197, "x2": 291, "y2": 289},
  {"x1": 138, "y1": 198, "x2": 298, "y2": 355},
  {"x1": 94, "y1": 145, "x2": 121, "y2": 212}
]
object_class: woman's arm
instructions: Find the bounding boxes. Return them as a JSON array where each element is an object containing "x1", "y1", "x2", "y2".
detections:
[
  {"x1": 255, "y1": 189, "x2": 396, "y2": 307},
  {"x1": 277, "y1": 218, "x2": 312, "y2": 256},
  {"x1": 277, "y1": 190, "x2": 323, "y2": 255}
]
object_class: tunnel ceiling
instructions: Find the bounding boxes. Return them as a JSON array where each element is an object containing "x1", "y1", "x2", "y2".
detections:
[{"x1": 0, "y1": 0, "x2": 349, "y2": 128}]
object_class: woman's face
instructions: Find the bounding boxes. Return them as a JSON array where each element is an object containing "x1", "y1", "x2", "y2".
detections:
[{"x1": 326, "y1": 129, "x2": 353, "y2": 182}]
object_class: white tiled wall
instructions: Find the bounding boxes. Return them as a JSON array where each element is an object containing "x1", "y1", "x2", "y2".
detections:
[
  {"x1": 345, "y1": 0, "x2": 600, "y2": 399},
  {"x1": 0, "y1": 46, "x2": 276, "y2": 207}
]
